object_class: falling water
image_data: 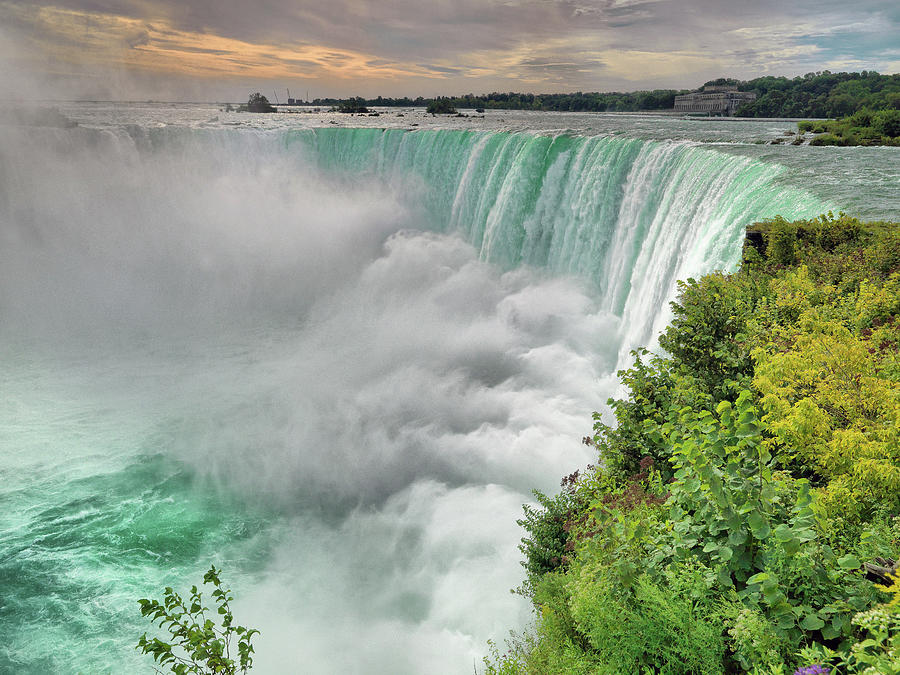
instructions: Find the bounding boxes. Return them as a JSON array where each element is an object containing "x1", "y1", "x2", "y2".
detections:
[{"x1": 0, "y1": 116, "x2": 838, "y2": 673}]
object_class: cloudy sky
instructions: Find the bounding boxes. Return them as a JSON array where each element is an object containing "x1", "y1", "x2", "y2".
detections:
[{"x1": 1, "y1": 0, "x2": 898, "y2": 101}]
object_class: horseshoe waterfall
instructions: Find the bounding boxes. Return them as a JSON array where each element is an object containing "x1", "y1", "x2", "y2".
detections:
[{"x1": 0, "y1": 117, "x2": 840, "y2": 674}]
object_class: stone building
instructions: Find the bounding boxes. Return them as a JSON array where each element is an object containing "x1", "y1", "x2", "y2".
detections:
[{"x1": 674, "y1": 86, "x2": 757, "y2": 116}]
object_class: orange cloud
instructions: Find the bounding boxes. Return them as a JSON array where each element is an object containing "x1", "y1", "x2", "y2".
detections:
[{"x1": 6, "y1": 3, "x2": 441, "y2": 82}]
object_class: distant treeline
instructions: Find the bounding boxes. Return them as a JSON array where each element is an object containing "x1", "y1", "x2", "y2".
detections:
[
  {"x1": 310, "y1": 71, "x2": 900, "y2": 118},
  {"x1": 311, "y1": 90, "x2": 688, "y2": 113},
  {"x1": 724, "y1": 71, "x2": 900, "y2": 117}
]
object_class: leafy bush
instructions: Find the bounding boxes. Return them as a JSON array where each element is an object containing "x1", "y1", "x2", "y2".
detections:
[
  {"x1": 517, "y1": 480, "x2": 585, "y2": 583},
  {"x1": 568, "y1": 566, "x2": 729, "y2": 675},
  {"x1": 242, "y1": 93, "x2": 275, "y2": 113},
  {"x1": 873, "y1": 109, "x2": 900, "y2": 137},
  {"x1": 728, "y1": 607, "x2": 790, "y2": 672},
  {"x1": 799, "y1": 576, "x2": 900, "y2": 674},
  {"x1": 426, "y1": 98, "x2": 457, "y2": 114},
  {"x1": 658, "y1": 273, "x2": 760, "y2": 401},
  {"x1": 591, "y1": 349, "x2": 679, "y2": 477},
  {"x1": 492, "y1": 216, "x2": 900, "y2": 675},
  {"x1": 136, "y1": 565, "x2": 259, "y2": 674},
  {"x1": 809, "y1": 133, "x2": 847, "y2": 146}
]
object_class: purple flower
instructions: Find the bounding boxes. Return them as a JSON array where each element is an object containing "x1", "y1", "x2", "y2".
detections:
[{"x1": 793, "y1": 666, "x2": 830, "y2": 675}]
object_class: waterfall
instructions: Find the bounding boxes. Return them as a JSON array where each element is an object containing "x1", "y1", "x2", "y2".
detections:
[
  {"x1": 286, "y1": 127, "x2": 828, "y2": 354},
  {"x1": 0, "y1": 119, "x2": 832, "y2": 675}
]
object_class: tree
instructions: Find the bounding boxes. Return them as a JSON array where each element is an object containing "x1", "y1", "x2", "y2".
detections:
[
  {"x1": 336, "y1": 97, "x2": 369, "y2": 113},
  {"x1": 873, "y1": 109, "x2": 900, "y2": 137},
  {"x1": 244, "y1": 93, "x2": 275, "y2": 113},
  {"x1": 426, "y1": 97, "x2": 457, "y2": 114},
  {"x1": 136, "y1": 565, "x2": 260, "y2": 674}
]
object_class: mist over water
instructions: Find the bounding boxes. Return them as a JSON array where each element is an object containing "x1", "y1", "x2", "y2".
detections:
[{"x1": 1, "y1": 113, "x2": 837, "y2": 673}]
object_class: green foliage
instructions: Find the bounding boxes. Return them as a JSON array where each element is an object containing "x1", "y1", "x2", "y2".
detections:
[
  {"x1": 728, "y1": 607, "x2": 789, "y2": 671},
  {"x1": 800, "y1": 108, "x2": 900, "y2": 146},
  {"x1": 591, "y1": 349, "x2": 678, "y2": 476},
  {"x1": 426, "y1": 97, "x2": 458, "y2": 114},
  {"x1": 567, "y1": 566, "x2": 729, "y2": 674},
  {"x1": 659, "y1": 273, "x2": 761, "y2": 401},
  {"x1": 736, "y1": 71, "x2": 900, "y2": 119},
  {"x1": 874, "y1": 109, "x2": 900, "y2": 138},
  {"x1": 799, "y1": 577, "x2": 900, "y2": 674},
  {"x1": 242, "y1": 93, "x2": 275, "y2": 113},
  {"x1": 492, "y1": 215, "x2": 900, "y2": 674},
  {"x1": 766, "y1": 218, "x2": 800, "y2": 265},
  {"x1": 336, "y1": 97, "x2": 369, "y2": 113},
  {"x1": 136, "y1": 565, "x2": 259, "y2": 674},
  {"x1": 310, "y1": 71, "x2": 900, "y2": 117},
  {"x1": 517, "y1": 485, "x2": 583, "y2": 583},
  {"x1": 312, "y1": 89, "x2": 687, "y2": 113},
  {"x1": 659, "y1": 392, "x2": 804, "y2": 587},
  {"x1": 481, "y1": 634, "x2": 533, "y2": 675}
]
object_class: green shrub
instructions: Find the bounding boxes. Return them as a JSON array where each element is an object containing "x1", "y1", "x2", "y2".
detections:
[
  {"x1": 766, "y1": 218, "x2": 799, "y2": 265},
  {"x1": 873, "y1": 109, "x2": 900, "y2": 137},
  {"x1": 658, "y1": 272, "x2": 760, "y2": 400},
  {"x1": 869, "y1": 228, "x2": 900, "y2": 274},
  {"x1": 809, "y1": 133, "x2": 846, "y2": 146},
  {"x1": 848, "y1": 109, "x2": 875, "y2": 128},
  {"x1": 500, "y1": 215, "x2": 900, "y2": 674},
  {"x1": 568, "y1": 565, "x2": 729, "y2": 675},
  {"x1": 799, "y1": 577, "x2": 900, "y2": 674},
  {"x1": 591, "y1": 349, "x2": 679, "y2": 477},
  {"x1": 426, "y1": 98, "x2": 458, "y2": 114},
  {"x1": 728, "y1": 607, "x2": 790, "y2": 672},
  {"x1": 136, "y1": 565, "x2": 259, "y2": 674},
  {"x1": 518, "y1": 486, "x2": 583, "y2": 583}
]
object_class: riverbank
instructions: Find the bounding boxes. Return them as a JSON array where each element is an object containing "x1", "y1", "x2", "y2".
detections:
[{"x1": 799, "y1": 110, "x2": 900, "y2": 146}]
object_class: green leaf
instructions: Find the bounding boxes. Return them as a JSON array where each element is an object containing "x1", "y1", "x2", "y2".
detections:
[
  {"x1": 746, "y1": 572, "x2": 770, "y2": 585},
  {"x1": 821, "y1": 623, "x2": 839, "y2": 640},
  {"x1": 717, "y1": 566, "x2": 732, "y2": 587},
  {"x1": 837, "y1": 554, "x2": 861, "y2": 570},
  {"x1": 800, "y1": 614, "x2": 825, "y2": 631},
  {"x1": 776, "y1": 613, "x2": 796, "y2": 630},
  {"x1": 728, "y1": 529, "x2": 748, "y2": 546},
  {"x1": 781, "y1": 537, "x2": 801, "y2": 556},
  {"x1": 748, "y1": 511, "x2": 771, "y2": 539},
  {"x1": 773, "y1": 524, "x2": 793, "y2": 542}
]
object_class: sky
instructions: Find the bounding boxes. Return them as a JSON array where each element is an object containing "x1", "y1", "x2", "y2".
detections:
[{"x1": 1, "y1": 0, "x2": 898, "y2": 102}]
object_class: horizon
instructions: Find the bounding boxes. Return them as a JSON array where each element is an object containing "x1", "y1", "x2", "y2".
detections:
[{"x1": 8, "y1": 69, "x2": 894, "y2": 106}]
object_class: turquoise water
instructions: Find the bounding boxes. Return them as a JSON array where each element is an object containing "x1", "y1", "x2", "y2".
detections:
[{"x1": 0, "y1": 109, "x2": 892, "y2": 673}]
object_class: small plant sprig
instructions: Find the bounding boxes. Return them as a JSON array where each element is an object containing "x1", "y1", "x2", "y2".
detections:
[{"x1": 136, "y1": 565, "x2": 259, "y2": 674}]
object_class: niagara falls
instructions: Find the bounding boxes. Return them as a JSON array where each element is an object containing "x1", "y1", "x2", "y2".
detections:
[
  {"x1": 2, "y1": 2, "x2": 900, "y2": 670},
  {"x1": 2, "y1": 101, "x2": 896, "y2": 673}
]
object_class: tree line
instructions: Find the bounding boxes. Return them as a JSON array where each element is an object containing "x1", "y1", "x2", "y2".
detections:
[
  {"x1": 309, "y1": 71, "x2": 899, "y2": 118},
  {"x1": 311, "y1": 89, "x2": 687, "y2": 113}
]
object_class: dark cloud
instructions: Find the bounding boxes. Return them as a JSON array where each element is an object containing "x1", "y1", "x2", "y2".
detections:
[
  {"x1": 125, "y1": 29, "x2": 151, "y2": 48},
  {"x1": 283, "y1": 58, "x2": 322, "y2": 69},
  {"x1": 417, "y1": 63, "x2": 464, "y2": 75}
]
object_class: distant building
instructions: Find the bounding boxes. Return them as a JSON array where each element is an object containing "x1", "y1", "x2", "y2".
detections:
[{"x1": 674, "y1": 86, "x2": 757, "y2": 116}]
